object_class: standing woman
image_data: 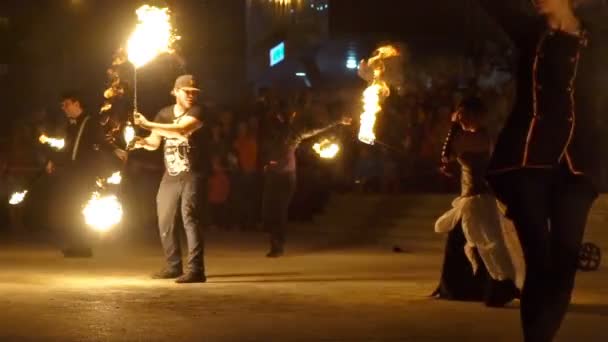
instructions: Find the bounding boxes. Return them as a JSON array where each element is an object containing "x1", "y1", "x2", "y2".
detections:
[{"x1": 433, "y1": 96, "x2": 522, "y2": 307}]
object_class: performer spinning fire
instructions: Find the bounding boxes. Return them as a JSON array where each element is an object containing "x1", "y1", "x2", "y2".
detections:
[
  {"x1": 262, "y1": 102, "x2": 352, "y2": 257},
  {"x1": 131, "y1": 75, "x2": 207, "y2": 283},
  {"x1": 46, "y1": 91, "x2": 124, "y2": 257},
  {"x1": 433, "y1": 96, "x2": 522, "y2": 307},
  {"x1": 480, "y1": 0, "x2": 605, "y2": 340}
]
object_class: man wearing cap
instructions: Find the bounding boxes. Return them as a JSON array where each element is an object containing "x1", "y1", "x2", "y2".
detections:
[{"x1": 132, "y1": 75, "x2": 207, "y2": 283}]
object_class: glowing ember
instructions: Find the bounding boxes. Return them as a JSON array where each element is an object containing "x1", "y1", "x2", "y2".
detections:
[
  {"x1": 9, "y1": 190, "x2": 28, "y2": 205},
  {"x1": 82, "y1": 192, "x2": 123, "y2": 232},
  {"x1": 127, "y1": 5, "x2": 178, "y2": 68},
  {"x1": 358, "y1": 83, "x2": 385, "y2": 145},
  {"x1": 123, "y1": 123, "x2": 135, "y2": 146},
  {"x1": 106, "y1": 171, "x2": 122, "y2": 185},
  {"x1": 39, "y1": 134, "x2": 65, "y2": 150},
  {"x1": 313, "y1": 139, "x2": 340, "y2": 159}
]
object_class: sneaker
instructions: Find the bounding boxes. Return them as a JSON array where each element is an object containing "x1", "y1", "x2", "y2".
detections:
[
  {"x1": 151, "y1": 268, "x2": 183, "y2": 279},
  {"x1": 175, "y1": 272, "x2": 207, "y2": 284},
  {"x1": 266, "y1": 249, "x2": 284, "y2": 258}
]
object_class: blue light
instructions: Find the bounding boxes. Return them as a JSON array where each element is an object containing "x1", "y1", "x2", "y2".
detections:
[
  {"x1": 269, "y1": 42, "x2": 285, "y2": 67},
  {"x1": 346, "y1": 56, "x2": 358, "y2": 69}
]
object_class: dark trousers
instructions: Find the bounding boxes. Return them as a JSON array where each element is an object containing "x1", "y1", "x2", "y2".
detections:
[
  {"x1": 235, "y1": 172, "x2": 259, "y2": 229},
  {"x1": 262, "y1": 171, "x2": 296, "y2": 251},
  {"x1": 491, "y1": 166, "x2": 596, "y2": 342},
  {"x1": 156, "y1": 172, "x2": 205, "y2": 274}
]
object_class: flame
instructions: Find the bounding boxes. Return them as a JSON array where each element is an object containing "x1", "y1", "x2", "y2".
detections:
[
  {"x1": 357, "y1": 44, "x2": 399, "y2": 145},
  {"x1": 313, "y1": 139, "x2": 340, "y2": 159},
  {"x1": 127, "y1": 5, "x2": 178, "y2": 68},
  {"x1": 358, "y1": 83, "x2": 386, "y2": 145},
  {"x1": 82, "y1": 192, "x2": 123, "y2": 232},
  {"x1": 9, "y1": 190, "x2": 28, "y2": 205},
  {"x1": 39, "y1": 134, "x2": 65, "y2": 150},
  {"x1": 106, "y1": 171, "x2": 122, "y2": 185},
  {"x1": 123, "y1": 123, "x2": 135, "y2": 146}
]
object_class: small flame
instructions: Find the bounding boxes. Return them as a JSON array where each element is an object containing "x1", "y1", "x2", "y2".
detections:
[
  {"x1": 9, "y1": 190, "x2": 28, "y2": 205},
  {"x1": 39, "y1": 134, "x2": 65, "y2": 150},
  {"x1": 127, "y1": 5, "x2": 178, "y2": 68},
  {"x1": 82, "y1": 192, "x2": 123, "y2": 232},
  {"x1": 106, "y1": 171, "x2": 122, "y2": 185},
  {"x1": 313, "y1": 139, "x2": 340, "y2": 159},
  {"x1": 123, "y1": 123, "x2": 135, "y2": 146}
]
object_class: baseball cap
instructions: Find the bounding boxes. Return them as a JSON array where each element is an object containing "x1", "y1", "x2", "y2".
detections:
[{"x1": 174, "y1": 75, "x2": 200, "y2": 91}]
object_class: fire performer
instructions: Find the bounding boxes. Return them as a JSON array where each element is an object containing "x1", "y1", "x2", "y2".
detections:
[
  {"x1": 479, "y1": 0, "x2": 605, "y2": 340},
  {"x1": 131, "y1": 75, "x2": 207, "y2": 283},
  {"x1": 47, "y1": 91, "x2": 125, "y2": 257},
  {"x1": 433, "y1": 96, "x2": 522, "y2": 307},
  {"x1": 261, "y1": 103, "x2": 352, "y2": 257}
]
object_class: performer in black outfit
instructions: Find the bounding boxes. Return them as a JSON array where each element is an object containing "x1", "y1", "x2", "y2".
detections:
[
  {"x1": 47, "y1": 91, "x2": 124, "y2": 257},
  {"x1": 262, "y1": 106, "x2": 351, "y2": 257},
  {"x1": 479, "y1": 1, "x2": 605, "y2": 340}
]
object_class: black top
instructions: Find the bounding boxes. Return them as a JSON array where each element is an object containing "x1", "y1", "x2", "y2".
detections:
[
  {"x1": 53, "y1": 113, "x2": 116, "y2": 176},
  {"x1": 443, "y1": 126, "x2": 492, "y2": 197},
  {"x1": 154, "y1": 105, "x2": 205, "y2": 176},
  {"x1": 478, "y1": 1, "x2": 606, "y2": 190}
]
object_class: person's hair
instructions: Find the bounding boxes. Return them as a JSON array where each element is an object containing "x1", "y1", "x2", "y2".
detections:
[
  {"x1": 457, "y1": 96, "x2": 487, "y2": 124},
  {"x1": 60, "y1": 90, "x2": 84, "y2": 104}
]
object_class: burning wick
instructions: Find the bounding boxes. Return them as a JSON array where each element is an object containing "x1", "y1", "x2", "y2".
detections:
[
  {"x1": 39, "y1": 134, "x2": 65, "y2": 150},
  {"x1": 123, "y1": 123, "x2": 135, "y2": 147},
  {"x1": 106, "y1": 171, "x2": 122, "y2": 185},
  {"x1": 313, "y1": 139, "x2": 340, "y2": 159},
  {"x1": 9, "y1": 190, "x2": 28, "y2": 205},
  {"x1": 127, "y1": 5, "x2": 178, "y2": 69},
  {"x1": 96, "y1": 171, "x2": 122, "y2": 188},
  {"x1": 83, "y1": 192, "x2": 123, "y2": 232}
]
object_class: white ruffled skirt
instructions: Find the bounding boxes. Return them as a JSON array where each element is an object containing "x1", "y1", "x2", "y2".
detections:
[{"x1": 435, "y1": 194, "x2": 526, "y2": 289}]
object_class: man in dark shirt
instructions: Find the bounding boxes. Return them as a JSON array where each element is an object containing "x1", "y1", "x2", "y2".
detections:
[
  {"x1": 480, "y1": 1, "x2": 605, "y2": 341},
  {"x1": 132, "y1": 75, "x2": 207, "y2": 283},
  {"x1": 262, "y1": 106, "x2": 351, "y2": 257},
  {"x1": 47, "y1": 91, "x2": 123, "y2": 257}
]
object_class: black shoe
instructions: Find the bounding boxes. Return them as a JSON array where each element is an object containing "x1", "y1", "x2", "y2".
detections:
[
  {"x1": 175, "y1": 272, "x2": 207, "y2": 284},
  {"x1": 266, "y1": 249, "x2": 284, "y2": 258},
  {"x1": 151, "y1": 268, "x2": 183, "y2": 279},
  {"x1": 62, "y1": 247, "x2": 93, "y2": 258}
]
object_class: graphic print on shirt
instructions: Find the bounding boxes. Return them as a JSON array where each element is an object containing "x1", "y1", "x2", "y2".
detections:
[{"x1": 164, "y1": 137, "x2": 191, "y2": 176}]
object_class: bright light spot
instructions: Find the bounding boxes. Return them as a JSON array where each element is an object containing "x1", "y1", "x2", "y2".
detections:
[
  {"x1": 9, "y1": 190, "x2": 27, "y2": 205},
  {"x1": 83, "y1": 192, "x2": 123, "y2": 232},
  {"x1": 295, "y1": 72, "x2": 307, "y2": 77},
  {"x1": 106, "y1": 172, "x2": 122, "y2": 185},
  {"x1": 358, "y1": 83, "x2": 386, "y2": 145},
  {"x1": 123, "y1": 123, "x2": 135, "y2": 146},
  {"x1": 38, "y1": 134, "x2": 65, "y2": 150},
  {"x1": 346, "y1": 56, "x2": 358, "y2": 69},
  {"x1": 313, "y1": 139, "x2": 340, "y2": 159},
  {"x1": 127, "y1": 5, "x2": 178, "y2": 68}
]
